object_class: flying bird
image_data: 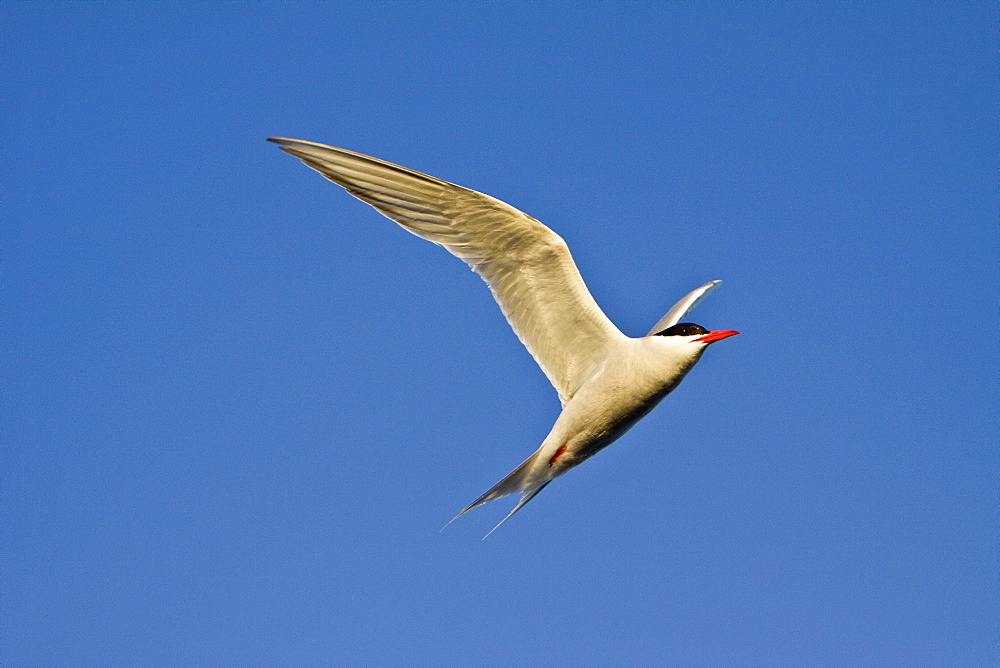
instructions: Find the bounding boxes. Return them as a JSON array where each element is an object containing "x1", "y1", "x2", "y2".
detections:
[{"x1": 269, "y1": 137, "x2": 739, "y2": 537}]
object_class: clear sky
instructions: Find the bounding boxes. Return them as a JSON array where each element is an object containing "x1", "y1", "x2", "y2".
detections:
[{"x1": 3, "y1": 2, "x2": 996, "y2": 664}]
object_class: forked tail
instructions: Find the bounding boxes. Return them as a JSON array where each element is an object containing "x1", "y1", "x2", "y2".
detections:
[{"x1": 442, "y1": 451, "x2": 550, "y2": 538}]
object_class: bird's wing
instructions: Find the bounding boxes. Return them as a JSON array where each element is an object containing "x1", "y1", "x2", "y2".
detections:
[
  {"x1": 269, "y1": 138, "x2": 626, "y2": 404},
  {"x1": 646, "y1": 280, "x2": 722, "y2": 336}
]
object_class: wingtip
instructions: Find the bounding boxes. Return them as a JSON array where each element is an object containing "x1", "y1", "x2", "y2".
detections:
[
  {"x1": 267, "y1": 137, "x2": 315, "y2": 152},
  {"x1": 268, "y1": 137, "x2": 304, "y2": 152}
]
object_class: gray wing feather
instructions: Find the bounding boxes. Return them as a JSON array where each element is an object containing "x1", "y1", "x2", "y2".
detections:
[
  {"x1": 270, "y1": 138, "x2": 625, "y2": 404},
  {"x1": 646, "y1": 280, "x2": 722, "y2": 336}
]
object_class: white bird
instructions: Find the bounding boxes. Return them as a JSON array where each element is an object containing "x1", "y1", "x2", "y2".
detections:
[{"x1": 269, "y1": 138, "x2": 739, "y2": 537}]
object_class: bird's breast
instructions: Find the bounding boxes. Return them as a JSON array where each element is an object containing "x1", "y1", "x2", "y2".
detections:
[{"x1": 550, "y1": 381, "x2": 671, "y2": 467}]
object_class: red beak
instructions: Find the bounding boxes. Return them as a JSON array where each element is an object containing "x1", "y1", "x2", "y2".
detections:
[{"x1": 692, "y1": 330, "x2": 740, "y2": 344}]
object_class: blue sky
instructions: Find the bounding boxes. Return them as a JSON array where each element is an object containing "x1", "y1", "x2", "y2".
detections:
[{"x1": 3, "y1": 2, "x2": 996, "y2": 664}]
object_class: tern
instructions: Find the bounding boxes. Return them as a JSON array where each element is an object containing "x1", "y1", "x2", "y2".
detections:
[{"x1": 269, "y1": 137, "x2": 739, "y2": 537}]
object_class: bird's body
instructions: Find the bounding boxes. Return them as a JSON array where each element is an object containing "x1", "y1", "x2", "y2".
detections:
[{"x1": 269, "y1": 137, "x2": 739, "y2": 536}]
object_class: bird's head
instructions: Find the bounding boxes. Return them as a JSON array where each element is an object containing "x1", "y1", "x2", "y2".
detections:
[{"x1": 652, "y1": 322, "x2": 740, "y2": 346}]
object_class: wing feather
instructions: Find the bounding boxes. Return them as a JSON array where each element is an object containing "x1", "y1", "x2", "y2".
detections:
[
  {"x1": 269, "y1": 138, "x2": 626, "y2": 403},
  {"x1": 645, "y1": 280, "x2": 723, "y2": 336}
]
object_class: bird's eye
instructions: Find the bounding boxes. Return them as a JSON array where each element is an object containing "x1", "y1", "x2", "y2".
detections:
[{"x1": 655, "y1": 322, "x2": 708, "y2": 337}]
